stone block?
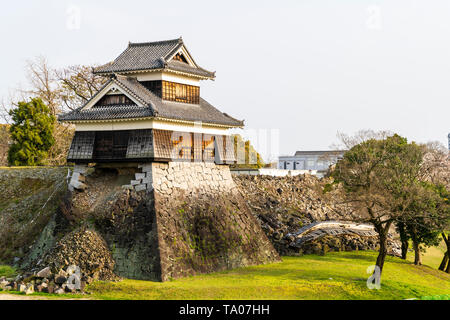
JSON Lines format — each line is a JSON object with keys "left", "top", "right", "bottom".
{"left": 70, "top": 180, "right": 87, "bottom": 191}
{"left": 134, "top": 184, "right": 147, "bottom": 192}
{"left": 73, "top": 165, "right": 88, "bottom": 174}
{"left": 141, "top": 165, "right": 152, "bottom": 173}
{"left": 130, "top": 180, "right": 141, "bottom": 186}
{"left": 142, "top": 177, "right": 152, "bottom": 184}
{"left": 71, "top": 172, "right": 81, "bottom": 181}
{"left": 36, "top": 267, "right": 52, "bottom": 278}
{"left": 135, "top": 173, "right": 146, "bottom": 180}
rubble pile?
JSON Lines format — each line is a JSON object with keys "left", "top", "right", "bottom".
{"left": 0, "top": 228, "right": 118, "bottom": 295}
{"left": 234, "top": 174, "right": 401, "bottom": 256}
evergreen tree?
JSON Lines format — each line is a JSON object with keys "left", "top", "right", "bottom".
{"left": 8, "top": 98, "right": 55, "bottom": 166}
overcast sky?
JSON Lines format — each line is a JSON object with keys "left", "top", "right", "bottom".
{"left": 1, "top": 0, "right": 449, "bottom": 160}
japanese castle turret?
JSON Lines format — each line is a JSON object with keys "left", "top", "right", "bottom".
{"left": 58, "top": 38, "right": 280, "bottom": 281}
{"left": 59, "top": 37, "right": 242, "bottom": 167}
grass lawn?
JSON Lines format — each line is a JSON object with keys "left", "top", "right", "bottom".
{"left": 88, "top": 251, "right": 450, "bottom": 300}
{"left": 1, "top": 251, "right": 449, "bottom": 300}
{"left": 406, "top": 240, "right": 447, "bottom": 269}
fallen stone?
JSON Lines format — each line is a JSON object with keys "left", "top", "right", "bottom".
{"left": 73, "top": 165, "right": 88, "bottom": 174}
{"left": 36, "top": 267, "right": 52, "bottom": 278}
{"left": 142, "top": 177, "right": 152, "bottom": 184}
{"left": 135, "top": 173, "right": 146, "bottom": 180}
{"left": 70, "top": 180, "right": 87, "bottom": 191}
{"left": 134, "top": 184, "right": 147, "bottom": 192}
{"left": 55, "top": 288, "right": 65, "bottom": 295}
{"left": 130, "top": 180, "right": 141, "bottom": 186}
{"left": 43, "top": 284, "right": 54, "bottom": 294}
{"left": 25, "top": 284, "right": 34, "bottom": 295}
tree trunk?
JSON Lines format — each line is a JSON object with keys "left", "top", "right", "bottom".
{"left": 443, "top": 233, "right": 450, "bottom": 273}
{"left": 439, "top": 252, "right": 448, "bottom": 271}
{"left": 374, "top": 222, "right": 392, "bottom": 275}
{"left": 410, "top": 228, "right": 421, "bottom": 266}
{"left": 398, "top": 222, "right": 408, "bottom": 260}
{"left": 412, "top": 239, "right": 422, "bottom": 265}
{"left": 411, "top": 227, "right": 422, "bottom": 266}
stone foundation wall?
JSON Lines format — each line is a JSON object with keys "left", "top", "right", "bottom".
{"left": 147, "top": 162, "right": 280, "bottom": 281}
{"left": 29, "top": 162, "right": 280, "bottom": 282}
{"left": 151, "top": 162, "right": 235, "bottom": 194}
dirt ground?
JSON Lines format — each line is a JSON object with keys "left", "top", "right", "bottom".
{"left": 0, "top": 293, "right": 90, "bottom": 300}
{"left": 0, "top": 293, "right": 49, "bottom": 300}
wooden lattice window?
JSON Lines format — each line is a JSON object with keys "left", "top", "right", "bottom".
{"left": 172, "top": 53, "right": 188, "bottom": 63}
{"left": 140, "top": 81, "right": 162, "bottom": 98}
{"left": 162, "top": 81, "right": 199, "bottom": 104}
{"left": 126, "top": 130, "right": 153, "bottom": 158}
{"left": 203, "top": 134, "right": 215, "bottom": 162}
{"left": 213, "top": 135, "right": 236, "bottom": 164}
{"left": 94, "top": 94, "right": 135, "bottom": 107}
{"left": 171, "top": 132, "right": 192, "bottom": 161}
{"left": 152, "top": 130, "right": 236, "bottom": 163}
{"left": 68, "top": 131, "right": 95, "bottom": 160}
{"left": 153, "top": 129, "right": 173, "bottom": 159}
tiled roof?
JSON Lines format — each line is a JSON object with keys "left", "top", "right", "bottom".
{"left": 94, "top": 38, "right": 215, "bottom": 79}
{"left": 58, "top": 76, "right": 243, "bottom": 127}
{"left": 60, "top": 105, "right": 154, "bottom": 121}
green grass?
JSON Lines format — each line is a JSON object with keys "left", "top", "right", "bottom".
{"left": 1, "top": 251, "right": 449, "bottom": 300}
{"left": 406, "top": 240, "right": 447, "bottom": 269}
{"left": 86, "top": 251, "right": 450, "bottom": 300}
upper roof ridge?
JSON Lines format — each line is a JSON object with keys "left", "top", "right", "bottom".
{"left": 128, "top": 38, "right": 181, "bottom": 48}
{"left": 94, "top": 37, "right": 214, "bottom": 79}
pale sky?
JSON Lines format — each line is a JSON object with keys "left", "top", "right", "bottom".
{"left": 1, "top": 0, "right": 449, "bottom": 160}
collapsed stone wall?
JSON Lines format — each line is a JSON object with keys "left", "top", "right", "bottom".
{"left": 150, "top": 162, "right": 279, "bottom": 281}
{"left": 233, "top": 174, "right": 400, "bottom": 256}
{"left": 61, "top": 168, "right": 162, "bottom": 281}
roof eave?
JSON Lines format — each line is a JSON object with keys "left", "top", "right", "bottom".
{"left": 93, "top": 68, "right": 215, "bottom": 80}
{"left": 59, "top": 116, "right": 243, "bottom": 128}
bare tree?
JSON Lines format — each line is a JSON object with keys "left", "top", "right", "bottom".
{"left": 23, "top": 56, "right": 61, "bottom": 116}
{"left": 420, "top": 141, "right": 450, "bottom": 273}
{"left": 420, "top": 141, "right": 450, "bottom": 187}
{"left": 1, "top": 56, "right": 108, "bottom": 165}
{"left": 0, "top": 99, "right": 11, "bottom": 124}
{"left": 55, "top": 64, "right": 107, "bottom": 113}
{"left": 333, "top": 129, "right": 394, "bottom": 150}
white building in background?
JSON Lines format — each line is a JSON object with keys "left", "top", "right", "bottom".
{"left": 278, "top": 150, "right": 345, "bottom": 176}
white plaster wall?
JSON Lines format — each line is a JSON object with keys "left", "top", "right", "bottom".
{"left": 134, "top": 71, "right": 201, "bottom": 86}
{"left": 74, "top": 119, "right": 231, "bottom": 135}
